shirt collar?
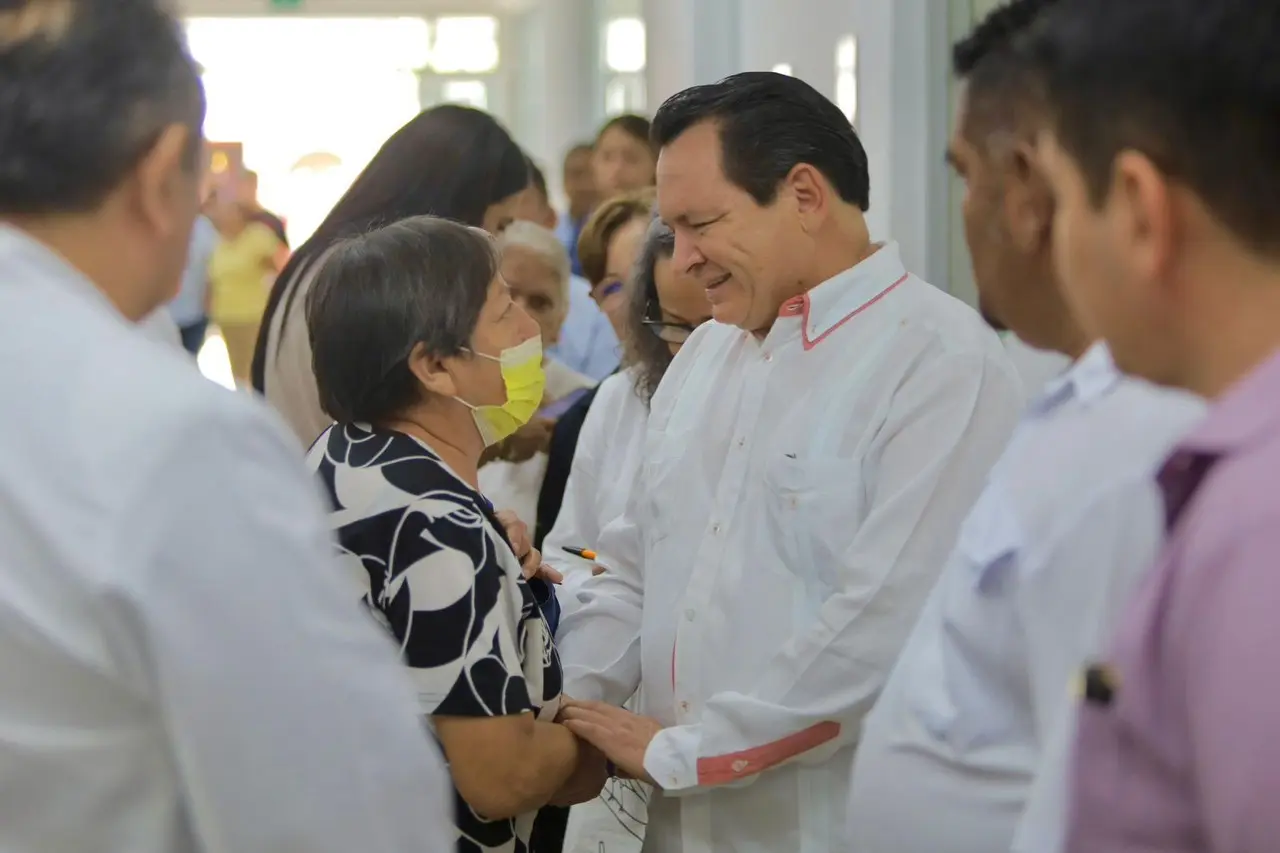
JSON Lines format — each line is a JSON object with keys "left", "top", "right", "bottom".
{"left": 776, "top": 241, "right": 910, "bottom": 351}
{"left": 0, "top": 224, "right": 131, "bottom": 328}
{"left": 1174, "top": 345, "right": 1280, "bottom": 456}
{"left": 1024, "top": 341, "right": 1119, "bottom": 417}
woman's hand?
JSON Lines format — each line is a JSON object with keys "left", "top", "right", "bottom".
{"left": 494, "top": 510, "right": 564, "bottom": 584}
{"left": 485, "top": 418, "right": 556, "bottom": 465}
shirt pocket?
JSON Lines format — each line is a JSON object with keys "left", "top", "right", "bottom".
{"left": 909, "top": 487, "right": 1023, "bottom": 751}
{"left": 762, "top": 455, "right": 866, "bottom": 602}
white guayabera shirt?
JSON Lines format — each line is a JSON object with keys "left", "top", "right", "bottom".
{"left": 0, "top": 225, "right": 453, "bottom": 853}
{"left": 556, "top": 242, "right": 1026, "bottom": 853}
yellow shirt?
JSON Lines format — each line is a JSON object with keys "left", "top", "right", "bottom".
{"left": 208, "top": 222, "right": 279, "bottom": 325}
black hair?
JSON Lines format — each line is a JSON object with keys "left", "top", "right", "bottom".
{"left": 307, "top": 216, "right": 498, "bottom": 425}
{"left": 1023, "top": 0, "right": 1280, "bottom": 257}
{"left": 624, "top": 217, "right": 677, "bottom": 406}
{"left": 595, "top": 114, "right": 653, "bottom": 151}
{"left": 252, "top": 104, "right": 528, "bottom": 390}
{"left": 0, "top": 0, "right": 204, "bottom": 215}
{"left": 651, "top": 71, "right": 869, "bottom": 210}
{"left": 527, "top": 158, "right": 549, "bottom": 201}
{"left": 952, "top": 0, "right": 1059, "bottom": 136}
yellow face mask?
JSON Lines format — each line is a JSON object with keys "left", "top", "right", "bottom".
{"left": 458, "top": 336, "right": 546, "bottom": 446}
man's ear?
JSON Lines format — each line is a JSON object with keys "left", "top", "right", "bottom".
{"left": 1004, "top": 140, "right": 1054, "bottom": 253}
{"left": 407, "top": 343, "right": 458, "bottom": 398}
{"left": 785, "top": 163, "right": 829, "bottom": 233}
{"left": 132, "top": 123, "right": 197, "bottom": 238}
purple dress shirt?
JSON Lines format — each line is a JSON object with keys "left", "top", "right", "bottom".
{"left": 1066, "top": 347, "right": 1280, "bottom": 853}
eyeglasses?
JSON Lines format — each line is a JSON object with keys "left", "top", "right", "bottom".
{"left": 642, "top": 304, "right": 708, "bottom": 344}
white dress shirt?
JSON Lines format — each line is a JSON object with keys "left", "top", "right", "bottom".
{"left": 544, "top": 367, "right": 650, "bottom": 622}
{"left": 0, "top": 226, "right": 453, "bottom": 853}
{"left": 845, "top": 343, "right": 1205, "bottom": 853}
{"left": 138, "top": 307, "right": 183, "bottom": 348}
{"left": 556, "top": 242, "right": 1025, "bottom": 853}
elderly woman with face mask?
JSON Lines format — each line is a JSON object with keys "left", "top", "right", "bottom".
{"left": 478, "top": 221, "right": 595, "bottom": 532}
{"left": 305, "top": 216, "right": 607, "bottom": 853}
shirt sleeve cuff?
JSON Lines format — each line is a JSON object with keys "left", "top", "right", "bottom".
{"left": 643, "top": 725, "right": 701, "bottom": 793}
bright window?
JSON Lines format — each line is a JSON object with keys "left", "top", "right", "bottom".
{"left": 604, "top": 17, "right": 646, "bottom": 73}
{"left": 430, "top": 16, "right": 499, "bottom": 74}
{"left": 771, "top": 63, "right": 793, "bottom": 75}
{"left": 442, "top": 79, "right": 489, "bottom": 110}
{"left": 836, "top": 34, "right": 858, "bottom": 124}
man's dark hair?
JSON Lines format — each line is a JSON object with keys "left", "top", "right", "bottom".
{"left": 307, "top": 216, "right": 498, "bottom": 425}
{"left": 1024, "top": 0, "right": 1280, "bottom": 256}
{"left": 952, "top": 0, "right": 1058, "bottom": 136}
{"left": 651, "top": 71, "right": 869, "bottom": 210}
{"left": 0, "top": 0, "right": 205, "bottom": 215}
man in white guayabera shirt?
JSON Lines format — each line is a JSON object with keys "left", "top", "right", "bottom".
{"left": 554, "top": 70, "right": 1025, "bottom": 853}
{"left": 845, "top": 2, "right": 1204, "bottom": 852}
{"left": 0, "top": 2, "right": 452, "bottom": 851}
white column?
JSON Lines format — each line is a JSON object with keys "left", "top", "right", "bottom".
{"left": 507, "top": 0, "right": 598, "bottom": 208}
{"left": 642, "top": 0, "right": 739, "bottom": 108}
{"left": 851, "top": 0, "right": 952, "bottom": 289}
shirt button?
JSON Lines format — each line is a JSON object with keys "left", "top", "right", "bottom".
{"left": 680, "top": 700, "right": 690, "bottom": 712}
{"left": 764, "top": 353, "right": 773, "bottom": 362}
{"left": 736, "top": 437, "right": 745, "bottom": 447}
{"left": 685, "top": 608, "right": 696, "bottom": 622}
{"left": 712, "top": 523, "right": 721, "bottom": 534}
{"left": 732, "top": 759, "right": 749, "bottom": 774}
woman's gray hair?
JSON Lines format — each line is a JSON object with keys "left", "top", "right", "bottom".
{"left": 307, "top": 215, "right": 498, "bottom": 424}
{"left": 498, "top": 220, "right": 571, "bottom": 300}
{"left": 623, "top": 216, "right": 677, "bottom": 406}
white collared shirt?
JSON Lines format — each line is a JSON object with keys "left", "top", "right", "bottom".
{"left": 0, "top": 226, "right": 452, "bottom": 853}
{"left": 556, "top": 242, "right": 1025, "bottom": 853}
{"left": 543, "top": 367, "right": 650, "bottom": 622}
{"left": 845, "top": 343, "right": 1205, "bottom": 853}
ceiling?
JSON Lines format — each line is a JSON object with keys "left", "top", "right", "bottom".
{"left": 178, "top": 0, "right": 537, "bottom": 16}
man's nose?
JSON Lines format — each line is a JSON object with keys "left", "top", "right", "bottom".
{"left": 673, "top": 231, "right": 705, "bottom": 275}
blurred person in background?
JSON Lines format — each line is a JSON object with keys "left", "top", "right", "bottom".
{"left": 167, "top": 210, "right": 218, "bottom": 355}
{"left": 254, "top": 104, "right": 530, "bottom": 449}
{"left": 558, "top": 142, "right": 598, "bottom": 276}
{"left": 207, "top": 195, "right": 284, "bottom": 385}
{"left": 239, "top": 168, "right": 289, "bottom": 247}
{"left": 534, "top": 189, "right": 655, "bottom": 547}
{"left": 306, "top": 216, "right": 608, "bottom": 853}
{"left": 479, "top": 220, "right": 595, "bottom": 531}
{"left": 547, "top": 218, "right": 712, "bottom": 853}
{"left": 0, "top": 2, "right": 454, "bottom": 852}
{"left": 518, "top": 158, "right": 619, "bottom": 382}
{"left": 593, "top": 115, "right": 657, "bottom": 198}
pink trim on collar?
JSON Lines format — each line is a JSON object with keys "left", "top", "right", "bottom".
{"left": 778, "top": 273, "right": 909, "bottom": 351}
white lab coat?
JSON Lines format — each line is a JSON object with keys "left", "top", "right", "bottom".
{"left": 846, "top": 344, "right": 1205, "bottom": 853}
{"left": 556, "top": 242, "right": 1025, "bottom": 853}
{"left": 0, "top": 225, "right": 453, "bottom": 853}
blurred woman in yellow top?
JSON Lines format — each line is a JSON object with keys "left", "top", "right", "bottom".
{"left": 208, "top": 198, "right": 285, "bottom": 384}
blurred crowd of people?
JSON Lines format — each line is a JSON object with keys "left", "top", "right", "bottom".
{"left": 3, "top": 1, "right": 1280, "bottom": 853}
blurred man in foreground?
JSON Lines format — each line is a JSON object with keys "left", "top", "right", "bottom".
{"left": 0, "top": 2, "right": 452, "bottom": 851}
